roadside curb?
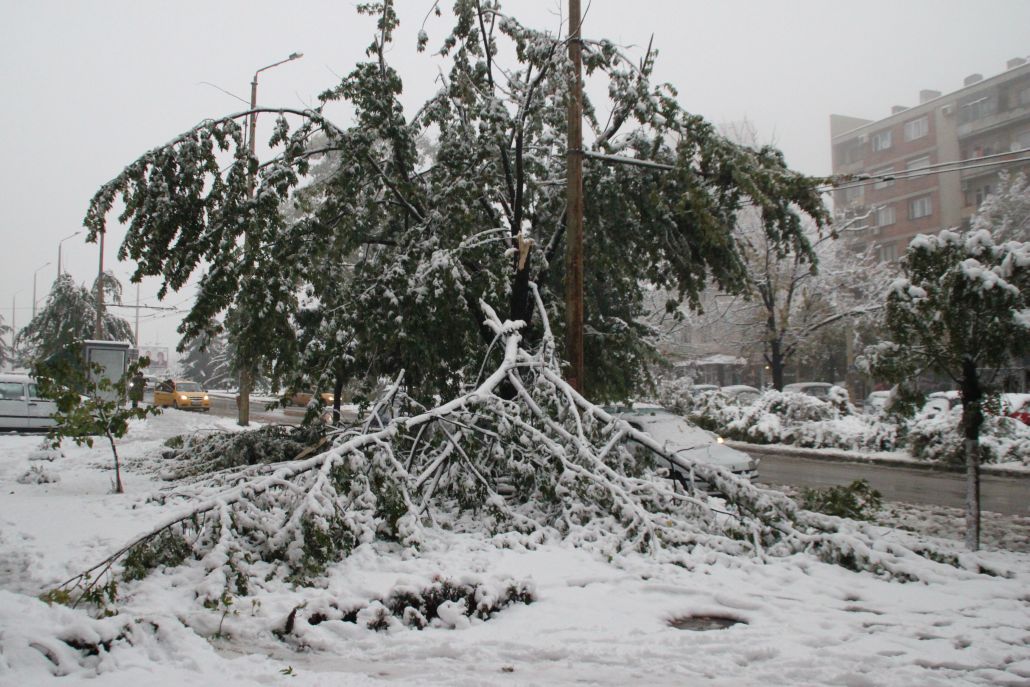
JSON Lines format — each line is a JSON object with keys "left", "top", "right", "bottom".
{"left": 725, "top": 440, "right": 1030, "bottom": 480}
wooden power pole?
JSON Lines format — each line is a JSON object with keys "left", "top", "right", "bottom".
{"left": 565, "top": 0, "right": 585, "bottom": 394}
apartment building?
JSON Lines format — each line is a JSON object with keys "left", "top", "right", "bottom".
{"left": 830, "top": 58, "right": 1030, "bottom": 259}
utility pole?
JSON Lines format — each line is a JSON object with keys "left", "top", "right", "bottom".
{"left": 238, "top": 51, "right": 303, "bottom": 427}
{"left": 565, "top": 0, "right": 585, "bottom": 394}
{"left": 32, "top": 261, "right": 51, "bottom": 320}
{"left": 94, "top": 230, "right": 105, "bottom": 339}
{"left": 134, "top": 281, "right": 141, "bottom": 346}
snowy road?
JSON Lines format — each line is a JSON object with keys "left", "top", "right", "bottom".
{"left": 755, "top": 450, "right": 1028, "bottom": 515}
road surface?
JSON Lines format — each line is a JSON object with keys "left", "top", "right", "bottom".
{"left": 754, "top": 450, "right": 1028, "bottom": 516}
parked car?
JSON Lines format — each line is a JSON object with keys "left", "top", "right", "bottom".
{"left": 920, "top": 390, "right": 961, "bottom": 419}
{"left": 863, "top": 390, "right": 891, "bottom": 414}
{"left": 783, "top": 382, "right": 835, "bottom": 399}
{"left": 291, "top": 391, "right": 335, "bottom": 407}
{"left": 689, "top": 384, "right": 720, "bottom": 395}
{"left": 0, "top": 373, "right": 58, "bottom": 430}
{"left": 1000, "top": 393, "right": 1030, "bottom": 425}
{"left": 720, "top": 385, "right": 760, "bottom": 404}
{"left": 153, "top": 379, "right": 210, "bottom": 411}
{"left": 604, "top": 404, "right": 759, "bottom": 492}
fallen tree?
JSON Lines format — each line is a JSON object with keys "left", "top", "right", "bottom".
{"left": 53, "top": 288, "right": 997, "bottom": 613}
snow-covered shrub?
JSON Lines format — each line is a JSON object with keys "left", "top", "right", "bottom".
{"left": 655, "top": 377, "right": 718, "bottom": 416}
{"left": 791, "top": 416, "right": 900, "bottom": 452}
{"left": 17, "top": 465, "right": 61, "bottom": 484}
{"left": 719, "top": 391, "right": 837, "bottom": 444}
{"left": 907, "top": 407, "right": 1030, "bottom": 466}
{"left": 27, "top": 443, "right": 63, "bottom": 462}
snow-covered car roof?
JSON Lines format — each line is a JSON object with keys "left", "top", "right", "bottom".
{"left": 0, "top": 373, "right": 35, "bottom": 384}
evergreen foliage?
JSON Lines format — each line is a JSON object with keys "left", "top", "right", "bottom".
{"left": 177, "top": 325, "right": 233, "bottom": 388}
{"left": 84, "top": 1, "right": 827, "bottom": 403}
{"left": 19, "top": 274, "right": 134, "bottom": 364}
{"left": 799, "top": 480, "right": 883, "bottom": 521}
{"left": 0, "top": 314, "right": 12, "bottom": 369}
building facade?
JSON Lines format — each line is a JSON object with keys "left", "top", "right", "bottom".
{"left": 830, "top": 58, "right": 1030, "bottom": 259}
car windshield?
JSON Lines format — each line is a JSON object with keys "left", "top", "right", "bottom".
{"left": 176, "top": 382, "right": 203, "bottom": 392}
{"left": 635, "top": 416, "right": 713, "bottom": 447}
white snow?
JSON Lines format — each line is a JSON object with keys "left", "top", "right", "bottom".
{"left": 1, "top": 412, "right": 1029, "bottom": 686}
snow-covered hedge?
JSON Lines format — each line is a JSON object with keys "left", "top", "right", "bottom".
{"left": 907, "top": 407, "right": 1030, "bottom": 466}
{"left": 658, "top": 383, "right": 898, "bottom": 451}
{"left": 658, "top": 382, "right": 1028, "bottom": 463}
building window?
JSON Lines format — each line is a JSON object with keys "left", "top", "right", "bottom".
{"left": 873, "top": 166, "right": 895, "bottom": 189}
{"left": 1019, "top": 86, "right": 1030, "bottom": 108}
{"left": 1015, "top": 130, "right": 1030, "bottom": 151}
{"left": 903, "top": 116, "right": 929, "bottom": 141}
{"left": 906, "top": 155, "right": 931, "bottom": 171}
{"left": 871, "top": 130, "right": 892, "bottom": 152}
{"left": 975, "top": 185, "right": 993, "bottom": 207}
{"left": 880, "top": 242, "right": 897, "bottom": 262}
{"left": 960, "top": 95, "right": 996, "bottom": 124}
{"left": 909, "top": 195, "right": 933, "bottom": 219}
{"left": 875, "top": 204, "right": 896, "bottom": 227}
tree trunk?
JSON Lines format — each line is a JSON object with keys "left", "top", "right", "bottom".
{"left": 769, "top": 339, "right": 785, "bottom": 391}
{"left": 238, "top": 367, "right": 251, "bottom": 427}
{"left": 960, "top": 358, "right": 983, "bottom": 551}
{"left": 107, "top": 431, "right": 124, "bottom": 494}
{"left": 332, "top": 372, "right": 345, "bottom": 425}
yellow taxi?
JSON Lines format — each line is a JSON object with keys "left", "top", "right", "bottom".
{"left": 153, "top": 379, "right": 210, "bottom": 411}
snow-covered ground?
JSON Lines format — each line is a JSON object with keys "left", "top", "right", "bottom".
{"left": 2, "top": 411, "right": 1029, "bottom": 686}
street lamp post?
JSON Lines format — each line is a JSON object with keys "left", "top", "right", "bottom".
{"left": 10, "top": 289, "right": 25, "bottom": 352}
{"left": 237, "top": 51, "right": 303, "bottom": 428}
{"left": 58, "top": 230, "right": 82, "bottom": 278}
{"left": 32, "top": 261, "right": 52, "bottom": 320}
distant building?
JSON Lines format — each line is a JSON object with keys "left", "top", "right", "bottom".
{"left": 830, "top": 58, "right": 1030, "bottom": 259}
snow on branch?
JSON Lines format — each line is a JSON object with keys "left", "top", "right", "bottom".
{"left": 54, "top": 286, "right": 993, "bottom": 610}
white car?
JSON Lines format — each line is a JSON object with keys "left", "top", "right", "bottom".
{"left": 605, "top": 405, "right": 759, "bottom": 491}
{"left": 720, "top": 384, "right": 761, "bottom": 404}
{"left": 0, "top": 373, "right": 58, "bottom": 431}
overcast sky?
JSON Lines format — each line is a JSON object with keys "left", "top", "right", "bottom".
{"left": 2, "top": 0, "right": 1028, "bottom": 360}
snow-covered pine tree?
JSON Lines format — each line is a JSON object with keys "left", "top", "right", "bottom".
{"left": 85, "top": 1, "right": 828, "bottom": 407}
{"left": 0, "top": 314, "right": 12, "bottom": 370}
{"left": 860, "top": 228, "right": 1030, "bottom": 551}
{"left": 177, "top": 324, "right": 232, "bottom": 388}
{"left": 19, "top": 273, "right": 134, "bottom": 364}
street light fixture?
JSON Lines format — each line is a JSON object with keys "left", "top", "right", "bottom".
{"left": 248, "top": 52, "right": 303, "bottom": 158}
{"left": 58, "top": 230, "right": 82, "bottom": 278}
{"left": 32, "top": 261, "right": 52, "bottom": 320}
{"left": 238, "top": 51, "right": 303, "bottom": 428}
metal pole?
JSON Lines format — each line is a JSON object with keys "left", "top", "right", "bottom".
{"left": 32, "top": 262, "right": 51, "bottom": 320}
{"left": 58, "top": 230, "right": 81, "bottom": 279}
{"left": 237, "top": 51, "right": 302, "bottom": 427}
{"left": 134, "top": 281, "right": 141, "bottom": 346}
{"left": 237, "top": 72, "right": 260, "bottom": 427}
{"left": 95, "top": 230, "right": 105, "bottom": 339}
{"left": 565, "top": 0, "right": 585, "bottom": 394}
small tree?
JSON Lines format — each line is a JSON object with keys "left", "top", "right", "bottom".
{"left": 860, "top": 229, "right": 1030, "bottom": 550}
{"left": 34, "top": 356, "right": 160, "bottom": 494}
